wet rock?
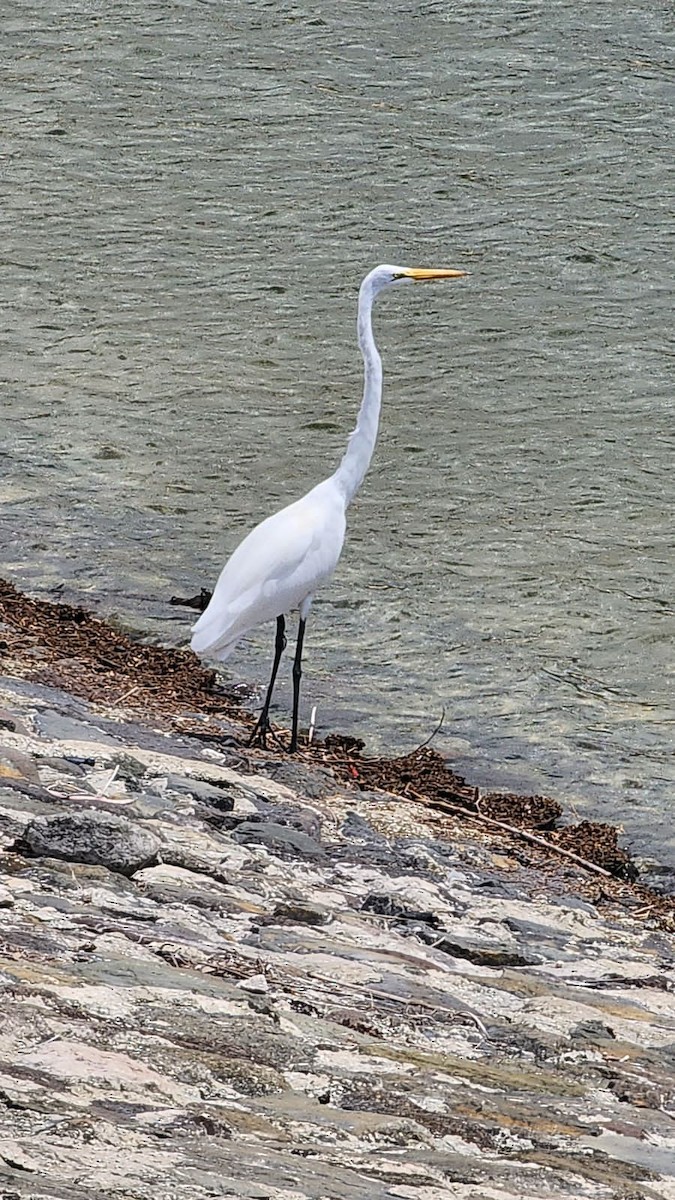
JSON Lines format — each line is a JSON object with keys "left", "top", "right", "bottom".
{"left": 18, "top": 809, "right": 160, "bottom": 875}
{"left": 231, "top": 820, "right": 325, "bottom": 861}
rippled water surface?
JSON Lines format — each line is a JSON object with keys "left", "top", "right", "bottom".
{"left": 2, "top": 1, "right": 673, "bottom": 869}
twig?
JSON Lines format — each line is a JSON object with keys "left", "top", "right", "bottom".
{"left": 98, "top": 764, "right": 120, "bottom": 797}
{"left": 168, "top": 588, "right": 213, "bottom": 612}
{"left": 423, "top": 796, "right": 613, "bottom": 879}
{"left": 410, "top": 707, "right": 446, "bottom": 754}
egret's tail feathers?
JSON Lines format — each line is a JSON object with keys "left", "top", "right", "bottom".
{"left": 190, "top": 623, "right": 242, "bottom": 661}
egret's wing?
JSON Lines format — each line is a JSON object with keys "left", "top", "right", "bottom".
{"left": 191, "top": 484, "right": 345, "bottom": 658}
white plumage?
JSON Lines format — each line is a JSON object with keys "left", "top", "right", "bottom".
{"left": 191, "top": 478, "right": 346, "bottom": 661}
{"left": 190, "top": 262, "right": 466, "bottom": 751}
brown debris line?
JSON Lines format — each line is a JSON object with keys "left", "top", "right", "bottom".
{"left": 0, "top": 577, "right": 243, "bottom": 719}
{"left": 322, "top": 735, "right": 478, "bottom": 806}
{"left": 320, "top": 738, "right": 638, "bottom": 883}
{"left": 551, "top": 821, "right": 637, "bottom": 881}
{"left": 0, "top": 577, "right": 667, "bottom": 908}
{"left": 479, "top": 791, "right": 563, "bottom": 830}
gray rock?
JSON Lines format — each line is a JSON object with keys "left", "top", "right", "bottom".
{"left": 36, "top": 755, "right": 86, "bottom": 777}
{"left": 108, "top": 753, "right": 149, "bottom": 789}
{"left": 571, "top": 1020, "right": 617, "bottom": 1042}
{"left": 236, "top": 973, "right": 269, "bottom": 994}
{"left": 429, "top": 933, "right": 540, "bottom": 969}
{"left": 252, "top": 801, "right": 322, "bottom": 840}
{"left": 0, "top": 745, "right": 41, "bottom": 783}
{"left": 19, "top": 810, "right": 160, "bottom": 876}
{"left": 3, "top": 672, "right": 675, "bottom": 1200}
{"left": 232, "top": 820, "right": 325, "bottom": 861}
{"left": 266, "top": 901, "right": 329, "bottom": 927}
{"left": 164, "top": 773, "right": 237, "bottom": 809}
{"left": 0, "top": 706, "right": 29, "bottom": 735}
{"left": 256, "top": 759, "right": 336, "bottom": 800}
{"left": 124, "top": 792, "right": 180, "bottom": 819}
{"left": 33, "top": 709, "right": 122, "bottom": 744}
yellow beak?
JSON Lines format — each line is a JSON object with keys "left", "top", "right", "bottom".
{"left": 402, "top": 267, "right": 467, "bottom": 281}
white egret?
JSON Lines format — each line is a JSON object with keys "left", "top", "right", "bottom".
{"left": 190, "top": 263, "right": 467, "bottom": 752}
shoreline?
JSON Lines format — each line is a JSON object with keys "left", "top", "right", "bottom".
{"left": 0, "top": 575, "right": 672, "bottom": 907}
{"left": 1, "top": 576, "right": 675, "bottom": 1198}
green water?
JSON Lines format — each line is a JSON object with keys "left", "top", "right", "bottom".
{"left": 2, "top": 0, "right": 673, "bottom": 870}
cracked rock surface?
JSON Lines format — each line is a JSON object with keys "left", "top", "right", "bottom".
{"left": 0, "top": 675, "right": 674, "bottom": 1200}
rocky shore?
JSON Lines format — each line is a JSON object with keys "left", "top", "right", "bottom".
{"left": 1, "top": 578, "right": 674, "bottom": 1200}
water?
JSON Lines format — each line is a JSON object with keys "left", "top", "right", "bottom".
{"left": 2, "top": 1, "right": 673, "bottom": 872}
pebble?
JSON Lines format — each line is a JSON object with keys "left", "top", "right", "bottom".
{"left": 236, "top": 973, "right": 269, "bottom": 994}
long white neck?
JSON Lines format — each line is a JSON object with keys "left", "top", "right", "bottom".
{"left": 332, "top": 277, "right": 383, "bottom": 505}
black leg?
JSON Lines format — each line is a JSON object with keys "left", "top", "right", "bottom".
{"left": 289, "top": 616, "right": 307, "bottom": 753}
{"left": 248, "top": 615, "right": 286, "bottom": 748}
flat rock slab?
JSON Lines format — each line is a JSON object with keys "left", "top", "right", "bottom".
{"left": 0, "top": 675, "right": 674, "bottom": 1200}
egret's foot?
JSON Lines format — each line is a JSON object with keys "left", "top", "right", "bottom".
{"left": 247, "top": 714, "right": 286, "bottom": 752}
{"left": 247, "top": 716, "right": 269, "bottom": 749}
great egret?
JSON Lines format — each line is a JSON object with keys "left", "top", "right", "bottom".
{"left": 190, "top": 263, "right": 466, "bottom": 752}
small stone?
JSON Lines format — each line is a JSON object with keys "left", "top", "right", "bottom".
{"left": 0, "top": 747, "right": 40, "bottom": 783}
{"left": 571, "top": 1019, "right": 617, "bottom": 1042}
{"left": 236, "top": 973, "right": 269, "bottom": 994}
{"left": 0, "top": 707, "right": 29, "bottom": 735}
{"left": 37, "top": 756, "right": 86, "bottom": 778}
{"left": 19, "top": 810, "right": 160, "bottom": 876}
{"left": 267, "top": 902, "right": 329, "bottom": 927}
{"left": 164, "top": 773, "right": 237, "bottom": 809}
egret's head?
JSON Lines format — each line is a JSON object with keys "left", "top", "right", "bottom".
{"left": 364, "top": 263, "right": 467, "bottom": 298}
